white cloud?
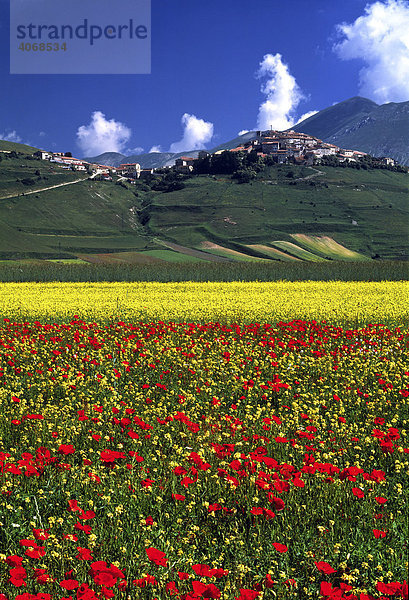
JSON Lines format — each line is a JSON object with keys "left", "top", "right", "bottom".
{"left": 0, "top": 130, "right": 22, "bottom": 143}
{"left": 295, "top": 110, "right": 319, "bottom": 124}
{"left": 76, "top": 111, "right": 132, "bottom": 156}
{"left": 170, "top": 113, "right": 214, "bottom": 153}
{"left": 333, "top": 0, "right": 409, "bottom": 103}
{"left": 238, "top": 129, "right": 250, "bottom": 135}
{"left": 149, "top": 145, "right": 162, "bottom": 153}
{"left": 126, "top": 146, "right": 144, "bottom": 155}
{"left": 256, "top": 53, "right": 306, "bottom": 130}
{"left": 39, "top": 131, "right": 46, "bottom": 137}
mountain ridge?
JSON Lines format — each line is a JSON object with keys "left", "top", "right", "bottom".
{"left": 2, "top": 96, "right": 408, "bottom": 167}
{"left": 293, "top": 96, "right": 409, "bottom": 165}
{"left": 83, "top": 96, "right": 409, "bottom": 168}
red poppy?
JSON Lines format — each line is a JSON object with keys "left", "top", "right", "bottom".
{"left": 272, "top": 543, "right": 288, "bottom": 553}
{"left": 33, "top": 568, "right": 53, "bottom": 583}
{"left": 6, "top": 555, "right": 24, "bottom": 567}
{"left": 60, "top": 580, "right": 80, "bottom": 590}
{"left": 352, "top": 487, "right": 365, "bottom": 499}
{"left": 172, "top": 493, "right": 186, "bottom": 501}
{"left": 265, "top": 574, "right": 275, "bottom": 588}
{"left": 100, "top": 450, "right": 126, "bottom": 463}
{"left": 146, "top": 547, "right": 168, "bottom": 567}
{"left": 192, "top": 564, "right": 213, "bottom": 577}
{"left": 320, "top": 581, "right": 338, "bottom": 597}
{"left": 92, "top": 571, "right": 117, "bottom": 588}
{"left": 68, "top": 499, "right": 81, "bottom": 512}
{"left": 202, "top": 583, "right": 221, "bottom": 598}
{"left": 375, "top": 496, "right": 388, "bottom": 504}
{"left": 8, "top": 566, "right": 27, "bottom": 586}
{"left": 99, "top": 586, "right": 115, "bottom": 599}
{"left": 76, "top": 547, "right": 93, "bottom": 560}
{"left": 166, "top": 582, "right": 179, "bottom": 595}
{"left": 268, "top": 495, "right": 285, "bottom": 511}
{"left": 373, "top": 529, "right": 387, "bottom": 538}
{"left": 88, "top": 472, "right": 101, "bottom": 483}
{"left": 178, "top": 571, "right": 190, "bottom": 580}
{"left": 314, "top": 561, "right": 336, "bottom": 575}
{"left": 141, "top": 478, "right": 154, "bottom": 487}
{"left": 58, "top": 444, "right": 75, "bottom": 455}
{"left": 25, "top": 545, "right": 46, "bottom": 559}
{"left": 74, "top": 523, "right": 92, "bottom": 534}
{"left": 33, "top": 529, "right": 50, "bottom": 540}
{"left": 235, "top": 589, "right": 259, "bottom": 600}
{"left": 79, "top": 510, "right": 95, "bottom": 521}
{"left": 376, "top": 581, "right": 404, "bottom": 596}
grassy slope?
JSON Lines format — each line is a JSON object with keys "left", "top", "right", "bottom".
{"left": 144, "top": 166, "right": 409, "bottom": 260}
{"left": 0, "top": 157, "right": 408, "bottom": 260}
{"left": 0, "top": 156, "right": 84, "bottom": 198}
{"left": 0, "top": 140, "right": 40, "bottom": 153}
{"left": 0, "top": 159, "right": 160, "bottom": 257}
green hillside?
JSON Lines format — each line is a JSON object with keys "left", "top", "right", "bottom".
{"left": 0, "top": 154, "right": 84, "bottom": 198}
{"left": 0, "top": 151, "right": 407, "bottom": 262}
{"left": 0, "top": 139, "right": 40, "bottom": 153}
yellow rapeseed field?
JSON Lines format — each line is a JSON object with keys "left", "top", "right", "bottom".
{"left": 0, "top": 281, "right": 408, "bottom": 323}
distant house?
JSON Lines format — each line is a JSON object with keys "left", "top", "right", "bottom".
{"left": 118, "top": 163, "right": 141, "bottom": 178}
{"left": 313, "top": 144, "right": 339, "bottom": 157}
{"left": 229, "top": 145, "right": 252, "bottom": 154}
{"left": 95, "top": 165, "right": 112, "bottom": 175}
{"left": 175, "top": 156, "right": 196, "bottom": 173}
{"left": 337, "top": 153, "right": 356, "bottom": 163}
{"left": 352, "top": 150, "right": 367, "bottom": 158}
{"left": 379, "top": 157, "right": 395, "bottom": 166}
{"left": 40, "top": 151, "right": 52, "bottom": 160}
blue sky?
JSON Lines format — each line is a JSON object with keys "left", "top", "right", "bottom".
{"left": 1, "top": 0, "right": 408, "bottom": 157}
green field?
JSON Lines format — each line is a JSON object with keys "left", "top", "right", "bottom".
{"left": 0, "top": 143, "right": 408, "bottom": 263}
{"left": 0, "top": 259, "right": 407, "bottom": 283}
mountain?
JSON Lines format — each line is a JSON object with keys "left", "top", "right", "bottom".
{"left": 84, "top": 131, "right": 261, "bottom": 169}
{"left": 84, "top": 149, "right": 201, "bottom": 169}
{"left": 84, "top": 96, "right": 409, "bottom": 169}
{"left": 210, "top": 131, "right": 258, "bottom": 153}
{"left": 83, "top": 151, "right": 127, "bottom": 167}
{"left": 293, "top": 97, "right": 409, "bottom": 165}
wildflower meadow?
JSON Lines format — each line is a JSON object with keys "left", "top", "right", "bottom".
{"left": 0, "top": 281, "right": 407, "bottom": 600}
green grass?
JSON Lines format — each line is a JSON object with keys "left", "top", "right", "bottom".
{"left": 0, "top": 161, "right": 408, "bottom": 261}
{"left": 270, "top": 241, "right": 327, "bottom": 261}
{"left": 0, "top": 260, "right": 407, "bottom": 282}
{"left": 290, "top": 234, "right": 370, "bottom": 261}
{"left": 144, "top": 169, "right": 409, "bottom": 260}
{"left": 0, "top": 139, "right": 40, "bottom": 153}
{"left": 0, "top": 156, "right": 84, "bottom": 198}
{"left": 142, "top": 249, "right": 204, "bottom": 262}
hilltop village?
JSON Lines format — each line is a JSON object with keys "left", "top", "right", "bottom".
{"left": 37, "top": 129, "right": 401, "bottom": 182}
